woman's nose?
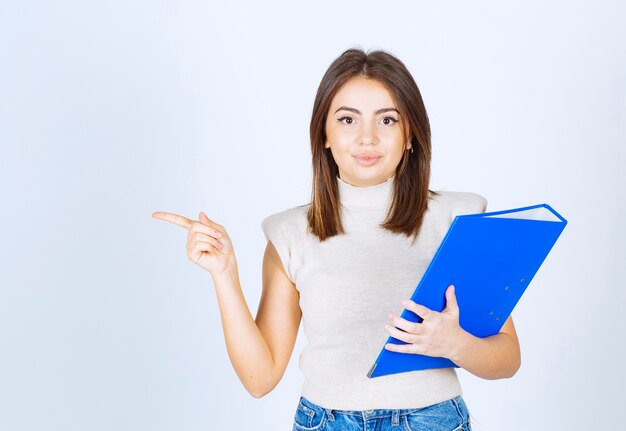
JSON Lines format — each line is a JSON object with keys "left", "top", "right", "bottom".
{"left": 358, "top": 120, "right": 378, "bottom": 144}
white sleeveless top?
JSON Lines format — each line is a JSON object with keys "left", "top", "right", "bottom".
{"left": 261, "top": 174, "right": 487, "bottom": 410}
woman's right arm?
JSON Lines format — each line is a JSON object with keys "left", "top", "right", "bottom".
{"left": 211, "top": 239, "right": 301, "bottom": 398}
{"left": 152, "top": 209, "right": 300, "bottom": 398}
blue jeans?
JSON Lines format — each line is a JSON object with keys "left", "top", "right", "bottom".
{"left": 292, "top": 395, "right": 472, "bottom": 431}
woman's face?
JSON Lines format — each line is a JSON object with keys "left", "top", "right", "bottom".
{"left": 325, "top": 76, "right": 411, "bottom": 187}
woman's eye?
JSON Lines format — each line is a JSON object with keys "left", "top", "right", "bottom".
{"left": 381, "top": 117, "right": 398, "bottom": 125}
{"left": 338, "top": 116, "right": 354, "bottom": 125}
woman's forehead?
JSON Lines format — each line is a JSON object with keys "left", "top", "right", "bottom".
{"left": 331, "top": 77, "right": 397, "bottom": 111}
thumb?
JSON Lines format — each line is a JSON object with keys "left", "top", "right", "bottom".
{"left": 199, "top": 212, "right": 223, "bottom": 236}
{"left": 444, "top": 285, "right": 458, "bottom": 312}
{"left": 199, "top": 211, "right": 212, "bottom": 226}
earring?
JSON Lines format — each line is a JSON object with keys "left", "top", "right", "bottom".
{"left": 410, "top": 147, "right": 414, "bottom": 154}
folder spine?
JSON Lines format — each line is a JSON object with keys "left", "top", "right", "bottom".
{"left": 367, "top": 363, "right": 377, "bottom": 378}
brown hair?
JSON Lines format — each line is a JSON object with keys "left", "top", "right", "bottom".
{"left": 307, "top": 47, "right": 438, "bottom": 244}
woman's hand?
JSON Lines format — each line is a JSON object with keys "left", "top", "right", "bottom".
{"left": 383, "top": 284, "right": 468, "bottom": 360}
{"left": 152, "top": 210, "right": 236, "bottom": 277}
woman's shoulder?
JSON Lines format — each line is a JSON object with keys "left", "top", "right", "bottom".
{"left": 429, "top": 190, "right": 488, "bottom": 215}
{"left": 261, "top": 203, "right": 310, "bottom": 232}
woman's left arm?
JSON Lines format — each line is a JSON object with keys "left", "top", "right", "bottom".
{"left": 450, "top": 315, "right": 521, "bottom": 380}
{"left": 384, "top": 284, "right": 521, "bottom": 380}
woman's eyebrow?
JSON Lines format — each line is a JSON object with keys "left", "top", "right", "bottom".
{"left": 334, "top": 106, "right": 400, "bottom": 115}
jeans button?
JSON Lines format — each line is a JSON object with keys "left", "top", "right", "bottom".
{"left": 365, "top": 409, "right": 374, "bottom": 414}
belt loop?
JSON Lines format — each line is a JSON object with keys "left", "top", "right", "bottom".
{"left": 451, "top": 396, "right": 463, "bottom": 419}
{"left": 324, "top": 408, "right": 335, "bottom": 421}
{"left": 392, "top": 409, "right": 400, "bottom": 426}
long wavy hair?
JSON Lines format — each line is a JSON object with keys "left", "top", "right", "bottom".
{"left": 307, "top": 47, "right": 438, "bottom": 244}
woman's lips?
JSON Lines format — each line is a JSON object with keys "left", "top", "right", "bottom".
{"left": 353, "top": 155, "right": 382, "bottom": 166}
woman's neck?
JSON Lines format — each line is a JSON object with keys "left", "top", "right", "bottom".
{"left": 336, "top": 174, "right": 395, "bottom": 211}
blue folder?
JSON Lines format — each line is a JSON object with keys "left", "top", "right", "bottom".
{"left": 367, "top": 203, "right": 568, "bottom": 378}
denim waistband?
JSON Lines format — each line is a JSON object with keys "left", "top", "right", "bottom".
{"left": 299, "top": 394, "right": 465, "bottom": 422}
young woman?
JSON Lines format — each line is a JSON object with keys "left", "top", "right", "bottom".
{"left": 153, "top": 48, "right": 521, "bottom": 431}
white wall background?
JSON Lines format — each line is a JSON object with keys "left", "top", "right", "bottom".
{"left": 1, "top": 1, "right": 624, "bottom": 430}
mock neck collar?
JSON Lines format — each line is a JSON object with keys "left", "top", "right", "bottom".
{"left": 337, "top": 174, "right": 395, "bottom": 210}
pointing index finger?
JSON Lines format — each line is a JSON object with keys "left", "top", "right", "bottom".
{"left": 152, "top": 211, "right": 193, "bottom": 229}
